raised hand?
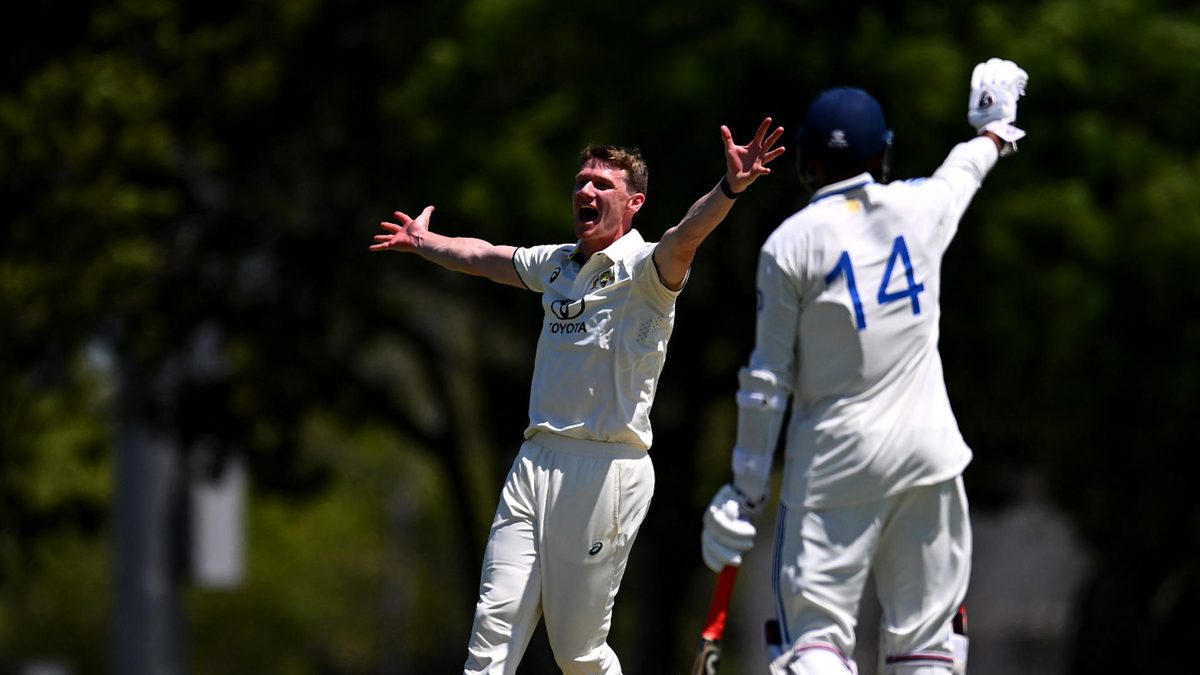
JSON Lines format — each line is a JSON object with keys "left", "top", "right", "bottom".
{"left": 967, "top": 58, "right": 1028, "bottom": 130}
{"left": 967, "top": 57, "right": 1028, "bottom": 155}
{"left": 370, "top": 205, "right": 435, "bottom": 253}
{"left": 722, "top": 117, "right": 787, "bottom": 192}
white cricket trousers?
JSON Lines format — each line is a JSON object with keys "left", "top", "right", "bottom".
{"left": 464, "top": 432, "right": 655, "bottom": 675}
{"left": 769, "top": 477, "right": 971, "bottom": 675}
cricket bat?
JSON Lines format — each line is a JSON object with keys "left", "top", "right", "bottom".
{"left": 690, "top": 565, "right": 739, "bottom": 675}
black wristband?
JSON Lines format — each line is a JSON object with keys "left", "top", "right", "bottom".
{"left": 720, "top": 177, "right": 742, "bottom": 199}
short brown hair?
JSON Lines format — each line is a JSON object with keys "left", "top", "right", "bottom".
{"left": 579, "top": 144, "right": 648, "bottom": 195}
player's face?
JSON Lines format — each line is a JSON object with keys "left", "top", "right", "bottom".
{"left": 573, "top": 160, "right": 643, "bottom": 251}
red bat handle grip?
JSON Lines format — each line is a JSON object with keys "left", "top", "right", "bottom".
{"left": 700, "top": 565, "right": 739, "bottom": 641}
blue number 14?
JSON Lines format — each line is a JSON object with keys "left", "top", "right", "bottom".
{"left": 824, "top": 236, "right": 925, "bottom": 331}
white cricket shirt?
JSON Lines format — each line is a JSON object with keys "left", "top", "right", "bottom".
{"left": 512, "top": 229, "right": 681, "bottom": 449}
{"left": 753, "top": 136, "right": 999, "bottom": 508}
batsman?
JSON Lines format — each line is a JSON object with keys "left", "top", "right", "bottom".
{"left": 700, "top": 58, "right": 1029, "bottom": 674}
{"left": 372, "top": 118, "right": 784, "bottom": 673}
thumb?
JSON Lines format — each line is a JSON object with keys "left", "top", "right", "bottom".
{"left": 417, "top": 205, "right": 435, "bottom": 228}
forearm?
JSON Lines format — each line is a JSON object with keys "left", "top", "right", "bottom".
{"left": 732, "top": 367, "right": 789, "bottom": 503}
{"left": 655, "top": 180, "right": 737, "bottom": 288}
{"left": 674, "top": 182, "right": 736, "bottom": 248}
{"left": 941, "top": 135, "right": 1000, "bottom": 180}
{"left": 929, "top": 136, "right": 1001, "bottom": 223}
{"left": 410, "top": 230, "right": 520, "bottom": 286}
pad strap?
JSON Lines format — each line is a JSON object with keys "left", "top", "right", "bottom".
{"left": 735, "top": 390, "right": 788, "bottom": 411}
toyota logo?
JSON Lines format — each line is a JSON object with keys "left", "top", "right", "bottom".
{"left": 551, "top": 298, "right": 586, "bottom": 320}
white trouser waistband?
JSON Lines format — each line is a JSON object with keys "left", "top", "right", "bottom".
{"left": 527, "top": 431, "right": 648, "bottom": 460}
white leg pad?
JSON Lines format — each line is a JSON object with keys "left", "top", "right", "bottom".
{"left": 892, "top": 668, "right": 952, "bottom": 675}
{"left": 769, "top": 644, "right": 857, "bottom": 675}
{"left": 950, "top": 634, "right": 968, "bottom": 674}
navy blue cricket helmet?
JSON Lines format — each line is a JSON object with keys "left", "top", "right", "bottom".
{"left": 795, "top": 86, "right": 893, "bottom": 184}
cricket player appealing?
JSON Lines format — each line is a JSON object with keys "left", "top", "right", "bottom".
{"left": 699, "top": 59, "right": 1028, "bottom": 675}
{"left": 372, "top": 118, "right": 785, "bottom": 674}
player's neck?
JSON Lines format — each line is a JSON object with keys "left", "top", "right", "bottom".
{"left": 576, "top": 228, "right": 628, "bottom": 264}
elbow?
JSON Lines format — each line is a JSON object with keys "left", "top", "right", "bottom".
{"left": 653, "top": 247, "right": 694, "bottom": 291}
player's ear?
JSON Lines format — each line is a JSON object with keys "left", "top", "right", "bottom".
{"left": 627, "top": 193, "right": 645, "bottom": 213}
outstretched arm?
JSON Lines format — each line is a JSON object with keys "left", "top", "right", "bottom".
{"left": 370, "top": 205, "right": 523, "bottom": 288}
{"left": 654, "top": 117, "right": 786, "bottom": 291}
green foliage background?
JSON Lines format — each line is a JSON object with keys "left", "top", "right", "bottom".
{"left": 2, "top": 0, "right": 1199, "bottom": 673}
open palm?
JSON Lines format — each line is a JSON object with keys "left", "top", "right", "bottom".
{"left": 370, "top": 205, "right": 434, "bottom": 252}
{"left": 723, "top": 117, "right": 787, "bottom": 190}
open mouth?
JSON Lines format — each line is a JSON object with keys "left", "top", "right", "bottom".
{"left": 577, "top": 206, "right": 600, "bottom": 223}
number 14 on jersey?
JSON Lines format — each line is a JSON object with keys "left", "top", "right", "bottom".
{"left": 824, "top": 235, "right": 925, "bottom": 331}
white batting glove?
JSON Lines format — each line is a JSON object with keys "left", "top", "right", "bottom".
{"left": 967, "top": 57, "right": 1028, "bottom": 155}
{"left": 701, "top": 484, "right": 760, "bottom": 573}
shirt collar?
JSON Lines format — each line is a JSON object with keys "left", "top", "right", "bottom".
{"left": 810, "top": 172, "right": 875, "bottom": 204}
{"left": 568, "top": 229, "right": 645, "bottom": 266}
